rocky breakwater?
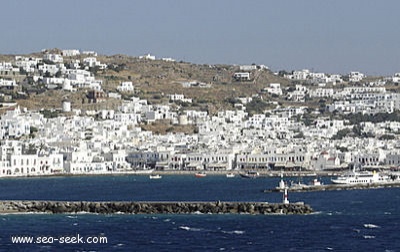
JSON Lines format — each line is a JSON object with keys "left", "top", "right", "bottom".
{"left": 0, "top": 201, "right": 313, "bottom": 215}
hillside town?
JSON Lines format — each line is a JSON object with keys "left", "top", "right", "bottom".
{"left": 1, "top": 49, "right": 400, "bottom": 177}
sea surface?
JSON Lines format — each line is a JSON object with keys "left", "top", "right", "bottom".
{"left": 0, "top": 175, "right": 399, "bottom": 251}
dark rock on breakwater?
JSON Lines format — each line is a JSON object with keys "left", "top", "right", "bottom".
{"left": 0, "top": 201, "right": 313, "bottom": 215}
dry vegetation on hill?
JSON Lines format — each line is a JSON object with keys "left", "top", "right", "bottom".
{"left": 5, "top": 51, "right": 398, "bottom": 134}
{"left": 96, "top": 55, "right": 290, "bottom": 112}
{"left": 2, "top": 51, "right": 293, "bottom": 117}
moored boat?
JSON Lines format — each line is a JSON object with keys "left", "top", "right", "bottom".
{"left": 226, "top": 173, "right": 235, "bottom": 178}
{"left": 240, "top": 171, "right": 259, "bottom": 179}
{"left": 308, "top": 178, "right": 322, "bottom": 186}
{"left": 129, "top": 169, "right": 155, "bottom": 175}
{"left": 149, "top": 174, "right": 162, "bottom": 179}
{"left": 331, "top": 170, "right": 389, "bottom": 184}
{"left": 195, "top": 172, "right": 207, "bottom": 178}
{"left": 289, "top": 181, "right": 308, "bottom": 189}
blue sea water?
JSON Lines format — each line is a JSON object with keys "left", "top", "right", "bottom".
{"left": 0, "top": 175, "right": 399, "bottom": 251}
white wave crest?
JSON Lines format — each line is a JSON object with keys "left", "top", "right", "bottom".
{"left": 179, "top": 226, "right": 202, "bottom": 232}
{"left": 364, "top": 224, "right": 380, "bottom": 229}
{"left": 363, "top": 235, "right": 376, "bottom": 239}
{"left": 222, "top": 230, "right": 245, "bottom": 235}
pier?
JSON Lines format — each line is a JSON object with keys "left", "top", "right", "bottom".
{"left": 0, "top": 200, "right": 313, "bottom": 215}
{"left": 266, "top": 181, "right": 400, "bottom": 193}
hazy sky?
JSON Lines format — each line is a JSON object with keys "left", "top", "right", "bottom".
{"left": 1, "top": 0, "right": 400, "bottom": 75}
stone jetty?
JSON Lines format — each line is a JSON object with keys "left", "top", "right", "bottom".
{"left": 267, "top": 181, "right": 400, "bottom": 193}
{"left": 0, "top": 201, "right": 313, "bottom": 215}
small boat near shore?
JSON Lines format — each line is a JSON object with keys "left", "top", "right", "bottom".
{"left": 129, "top": 169, "right": 155, "bottom": 175}
{"left": 226, "top": 173, "right": 235, "bottom": 178}
{"left": 240, "top": 171, "right": 259, "bottom": 179}
{"left": 149, "top": 174, "right": 162, "bottom": 179}
{"left": 308, "top": 178, "right": 322, "bottom": 186}
{"left": 195, "top": 172, "right": 207, "bottom": 178}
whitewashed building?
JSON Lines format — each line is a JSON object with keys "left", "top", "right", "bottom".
{"left": 349, "top": 71, "right": 365, "bottom": 82}
{"left": 43, "top": 54, "right": 63, "bottom": 63}
{"left": 117, "top": 81, "right": 134, "bottom": 92}
{"left": 169, "top": 94, "right": 192, "bottom": 103}
{"left": 62, "top": 49, "right": 80, "bottom": 57}
{"left": 266, "top": 83, "right": 283, "bottom": 96}
{"left": 233, "top": 72, "right": 250, "bottom": 81}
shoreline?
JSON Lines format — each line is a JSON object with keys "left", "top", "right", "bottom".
{"left": 0, "top": 170, "right": 344, "bottom": 179}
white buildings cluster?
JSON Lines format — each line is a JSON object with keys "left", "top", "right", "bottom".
{"left": 1, "top": 85, "right": 400, "bottom": 178}
{"left": 2, "top": 50, "right": 400, "bottom": 177}
{"left": 117, "top": 81, "right": 134, "bottom": 93}
{"left": 169, "top": 94, "right": 192, "bottom": 103}
{"left": 284, "top": 69, "right": 366, "bottom": 84}
{"left": 139, "top": 53, "right": 176, "bottom": 62}
{"left": 285, "top": 69, "right": 341, "bottom": 83}
{"left": 13, "top": 53, "right": 106, "bottom": 92}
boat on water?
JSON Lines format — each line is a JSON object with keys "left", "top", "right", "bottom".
{"left": 288, "top": 180, "right": 308, "bottom": 189}
{"left": 240, "top": 171, "right": 259, "bottom": 179}
{"left": 331, "top": 170, "right": 389, "bottom": 184}
{"left": 226, "top": 173, "right": 235, "bottom": 178}
{"left": 275, "top": 173, "right": 322, "bottom": 190}
{"left": 308, "top": 178, "right": 322, "bottom": 186}
{"left": 149, "top": 174, "right": 162, "bottom": 179}
{"left": 195, "top": 172, "right": 207, "bottom": 178}
{"left": 267, "top": 171, "right": 400, "bottom": 193}
{"left": 122, "top": 169, "right": 155, "bottom": 175}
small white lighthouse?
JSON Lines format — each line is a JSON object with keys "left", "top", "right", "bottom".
{"left": 283, "top": 188, "right": 289, "bottom": 204}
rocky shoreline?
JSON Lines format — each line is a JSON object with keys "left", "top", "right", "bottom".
{"left": 0, "top": 201, "right": 313, "bottom": 215}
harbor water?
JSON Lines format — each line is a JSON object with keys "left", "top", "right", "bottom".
{"left": 0, "top": 175, "right": 399, "bottom": 251}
